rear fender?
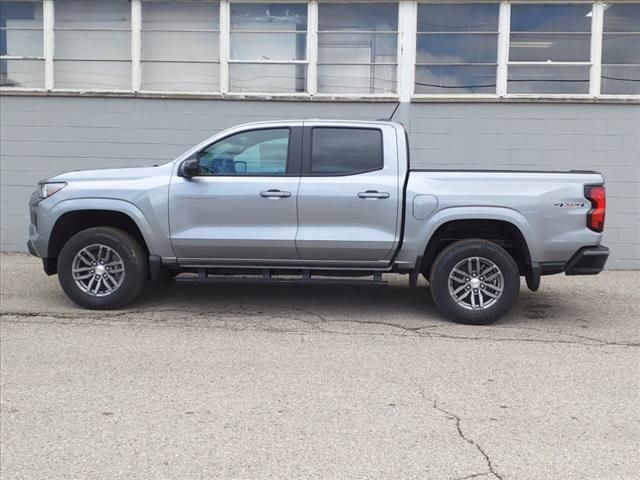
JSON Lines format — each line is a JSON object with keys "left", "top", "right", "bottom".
{"left": 402, "top": 206, "right": 538, "bottom": 266}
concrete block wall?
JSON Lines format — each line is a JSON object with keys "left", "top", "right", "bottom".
{"left": 1, "top": 95, "right": 638, "bottom": 268}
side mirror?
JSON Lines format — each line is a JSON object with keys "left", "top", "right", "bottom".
{"left": 234, "top": 161, "right": 247, "bottom": 174}
{"left": 180, "top": 158, "right": 200, "bottom": 178}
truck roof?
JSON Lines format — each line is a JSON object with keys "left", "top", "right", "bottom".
{"left": 230, "top": 119, "right": 404, "bottom": 128}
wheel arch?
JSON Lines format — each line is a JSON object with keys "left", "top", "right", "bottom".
{"left": 419, "top": 208, "right": 534, "bottom": 277}
{"left": 50, "top": 209, "right": 149, "bottom": 255}
{"left": 45, "top": 201, "right": 157, "bottom": 273}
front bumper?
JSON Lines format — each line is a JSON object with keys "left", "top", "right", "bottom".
{"left": 27, "top": 191, "right": 58, "bottom": 275}
{"left": 27, "top": 239, "right": 56, "bottom": 276}
{"left": 27, "top": 223, "right": 46, "bottom": 258}
{"left": 27, "top": 238, "right": 38, "bottom": 256}
{"left": 27, "top": 235, "right": 57, "bottom": 275}
{"left": 565, "top": 245, "right": 610, "bottom": 275}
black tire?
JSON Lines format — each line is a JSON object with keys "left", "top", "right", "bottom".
{"left": 429, "top": 239, "right": 520, "bottom": 325}
{"left": 57, "top": 227, "right": 148, "bottom": 310}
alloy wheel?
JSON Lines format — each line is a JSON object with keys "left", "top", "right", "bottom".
{"left": 72, "top": 243, "right": 125, "bottom": 297}
{"left": 447, "top": 256, "right": 504, "bottom": 310}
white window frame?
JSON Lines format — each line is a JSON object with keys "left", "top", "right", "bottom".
{"left": 0, "top": 0, "right": 638, "bottom": 101}
{"left": 398, "top": 0, "right": 417, "bottom": 101}
{"left": 312, "top": 0, "right": 402, "bottom": 99}
{"left": 132, "top": 0, "right": 141, "bottom": 91}
{"left": 504, "top": 1, "right": 594, "bottom": 99}
{"left": 50, "top": 0, "right": 133, "bottom": 92}
{"left": 0, "top": 0, "right": 47, "bottom": 90}
{"left": 412, "top": 0, "right": 502, "bottom": 100}
{"left": 598, "top": 1, "right": 640, "bottom": 99}
{"left": 136, "top": 0, "right": 222, "bottom": 95}
{"left": 225, "top": 0, "right": 310, "bottom": 98}
{"left": 410, "top": 0, "right": 637, "bottom": 101}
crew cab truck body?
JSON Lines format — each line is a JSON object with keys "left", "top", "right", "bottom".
{"left": 27, "top": 120, "right": 609, "bottom": 324}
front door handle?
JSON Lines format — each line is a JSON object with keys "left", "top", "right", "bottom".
{"left": 358, "top": 190, "right": 390, "bottom": 199}
{"left": 260, "top": 189, "right": 291, "bottom": 199}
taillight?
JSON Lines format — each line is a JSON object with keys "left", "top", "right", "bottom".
{"left": 585, "top": 185, "right": 606, "bottom": 233}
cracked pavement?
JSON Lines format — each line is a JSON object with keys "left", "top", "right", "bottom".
{"left": 1, "top": 252, "right": 639, "bottom": 480}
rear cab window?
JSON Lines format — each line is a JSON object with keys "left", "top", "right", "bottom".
{"left": 310, "top": 128, "right": 383, "bottom": 175}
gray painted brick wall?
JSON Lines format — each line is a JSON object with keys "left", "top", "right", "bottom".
{"left": 1, "top": 95, "right": 638, "bottom": 268}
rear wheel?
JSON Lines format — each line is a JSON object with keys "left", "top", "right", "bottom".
{"left": 57, "top": 227, "right": 148, "bottom": 309}
{"left": 429, "top": 239, "right": 520, "bottom": 325}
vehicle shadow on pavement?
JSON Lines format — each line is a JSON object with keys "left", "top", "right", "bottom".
{"left": 130, "top": 277, "right": 593, "bottom": 330}
{"left": 134, "top": 279, "right": 443, "bottom": 326}
{"left": 111, "top": 278, "right": 632, "bottom": 347}
{"left": 2, "top": 253, "right": 635, "bottom": 339}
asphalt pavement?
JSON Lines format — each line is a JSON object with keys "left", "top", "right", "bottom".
{"left": 1, "top": 252, "right": 639, "bottom": 480}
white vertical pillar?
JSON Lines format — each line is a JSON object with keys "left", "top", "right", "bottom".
{"left": 131, "top": 0, "right": 142, "bottom": 92}
{"left": 496, "top": 1, "right": 510, "bottom": 96}
{"left": 220, "top": 0, "right": 230, "bottom": 94}
{"left": 307, "top": 0, "right": 318, "bottom": 96}
{"left": 397, "top": 0, "right": 417, "bottom": 103}
{"left": 43, "top": 0, "right": 54, "bottom": 90}
{"left": 589, "top": 1, "right": 604, "bottom": 97}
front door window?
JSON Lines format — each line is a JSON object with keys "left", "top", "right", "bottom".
{"left": 198, "top": 128, "right": 290, "bottom": 175}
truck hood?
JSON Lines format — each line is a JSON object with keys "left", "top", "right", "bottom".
{"left": 47, "top": 164, "right": 171, "bottom": 183}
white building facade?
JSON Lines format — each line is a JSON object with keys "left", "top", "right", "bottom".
{"left": 1, "top": 0, "right": 639, "bottom": 268}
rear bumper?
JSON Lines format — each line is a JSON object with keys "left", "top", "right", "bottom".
{"left": 531, "top": 246, "right": 609, "bottom": 288}
{"left": 565, "top": 245, "right": 610, "bottom": 275}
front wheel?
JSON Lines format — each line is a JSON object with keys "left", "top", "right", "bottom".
{"left": 429, "top": 239, "right": 520, "bottom": 325}
{"left": 57, "top": 227, "right": 148, "bottom": 310}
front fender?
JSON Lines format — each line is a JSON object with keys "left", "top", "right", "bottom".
{"left": 39, "top": 198, "right": 174, "bottom": 258}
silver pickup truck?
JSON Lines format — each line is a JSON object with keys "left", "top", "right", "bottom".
{"left": 28, "top": 120, "right": 609, "bottom": 324}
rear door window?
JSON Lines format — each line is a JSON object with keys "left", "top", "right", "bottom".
{"left": 310, "top": 128, "right": 383, "bottom": 175}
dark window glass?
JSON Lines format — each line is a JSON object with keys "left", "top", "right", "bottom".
{"left": 602, "top": 4, "right": 640, "bottom": 95}
{"left": 318, "top": 3, "right": 397, "bottom": 31}
{"left": 602, "top": 34, "right": 640, "bottom": 64}
{"left": 416, "top": 33, "right": 498, "bottom": 64}
{"left": 228, "top": 2, "right": 307, "bottom": 93}
{"left": 603, "top": 4, "right": 640, "bottom": 33}
{"left": 417, "top": 3, "right": 498, "bottom": 33}
{"left": 509, "top": 33, "right": 591, "bottom": 62}
{"left": 0, "top": 0, "right": 44, "bottom": 87}
{"left": 601, "top": 66, "right": 640, "bottom": 95}
{"left": 199, "top": 129, "right": 290, "bottom": 175}
{"left": 510, "top": 4, "right": 592, "bottom": 33}
{"left": 508, "top": 65, "right": 590, "bottom": 94}
{"left": 141, "top": 0, "right": 221, "bottom": 92}
{"left": 508, "top": 4, "right": 592, "bottom": 94}
{"left": 231, "top": 3, "right": 307, "bottom": 31}
{"left": 1, "top": 0, "right": 40, "bottom": 28}
{"left": 416, "top": 65, "right": 497, "bottom": 94}
{"left": 311, "top": 128, "right": 382, "bottom": 175}
{"left": 415, "top": 3, "right": 498, "bottom": 95}
{"left": 317, "top": 3, "right": 398, "bottom": 94}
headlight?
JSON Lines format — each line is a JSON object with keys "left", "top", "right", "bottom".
{"left": 39, "top": 182, "right": 67, "bottom": 198}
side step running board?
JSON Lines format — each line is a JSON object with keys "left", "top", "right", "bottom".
{"left": 175, "top": 268, "right": 387, "bottom": 287}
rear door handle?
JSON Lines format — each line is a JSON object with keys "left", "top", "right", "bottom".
{"left": 358, "top": 190, "right": 390, "bottom": 199}
{"left": 260, "top": 189, "right": 291, "bottom": 199}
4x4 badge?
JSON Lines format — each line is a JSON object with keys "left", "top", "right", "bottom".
{"left": 554, "top": 201, "right": 587, "bottom": 208}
